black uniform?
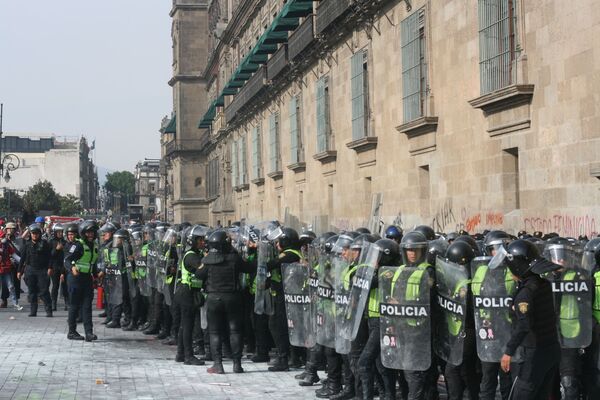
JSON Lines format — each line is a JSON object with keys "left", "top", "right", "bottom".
{"left": 505, "top": 274, "right": 560, "bottom": 399}
{"left": 197, "top": 250, "right": 255, "bottom": 365}
{"left": 49, "top": 236, "right": 68, "bottom": 310}
{"left": 64, "top": 239, "right": 99, "bottom": 338}
{"left": 18, "top": 238, "right": 52, "bottom": 316}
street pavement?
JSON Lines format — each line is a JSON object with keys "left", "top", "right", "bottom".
{"left": 0, "top": 300, "right": 324, "bottom": 400}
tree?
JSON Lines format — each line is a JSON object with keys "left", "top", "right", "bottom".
{"left": 58, "top": 194, "right": 83, "bottom": 216}
{"left": 104, "top": 170, "right": 135, "bottom": 212}
{"left": 23, "top": 180, "right": 60, "bottom": 216}
{"left": 0, "top": 190, "right": 24, "bottom": 216}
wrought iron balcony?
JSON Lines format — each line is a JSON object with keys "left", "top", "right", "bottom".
{"left": 267, "top": 45, "right": 288, "bottom": 80}
{"left": 288, "top": 16, "right": 314, "bottom": 60}
{"left": 315, "top": 0, "right": 351, "bottom": 35}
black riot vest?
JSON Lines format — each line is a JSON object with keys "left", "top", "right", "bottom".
{"left": 203, "top": 252, "right": 239, "bottom": 293}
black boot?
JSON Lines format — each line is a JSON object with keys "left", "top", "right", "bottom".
{"left": 156, "top": 329, "right": 169, "bottom": 340}
{"left": 330, "top": 385, "right": 355, "bottom": 400}
{"left": 184, "top": 356, "right": 205, "bottom": 366}
{"left": 143, "top": 325, "right": 160, "bottom": 335}
{"left": 45, "top": 303, "right": 53, "bottom": 317}
{"left": 233, "top": 359, "right": 244, "bottom": 373}
{"left": 52, "top": 300, "right": 57, "bottom": 312}
{"left": 28, "top": 303, "right": 38, "bottom": 317}
{"left": 98, "top": 311, "right": 107, "bottom": 318}
{"left": 67, "top": 331, "right": 84, "bottom": 340}
{"left": 85, "top": 333, "right": 98, "bottom": 342}
{"left": 268, "top": 356, "right": 289, "bottom": 372}
{"left": 251, "top": 351, "right": 270, "bottom": 363}
{"left": 207, "top": 362, "right": 224, "bottom": 374}
{"left": 122, "top": 322, "right": 138, "bottom": 331}
{"left": 298, "top": 370, "right": 320, "bottom": 386}
{"left": 106, "top": 320, "right": 121, "bottom": 328}
{"left": 316, "top": 381, "right": 342, "bottom": 398}
{"left": 175, "top": 353, "right": 185, "bottom": 363}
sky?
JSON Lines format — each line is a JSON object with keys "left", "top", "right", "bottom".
{"left": 0, "top": 1, "right": 173, "bottom": 174}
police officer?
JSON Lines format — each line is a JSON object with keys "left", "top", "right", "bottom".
{"left": 49, "top": 223, "right": 68, "bottom": 311}
{"left": 197, "top": 230, "right": 256, "bottom": 374}
{"left": 267, "top": 227, "right": 303, "bottom": 372}
{"left": 99, "top": 222, "right": 117, "bottom": 324}
{"left": 105, "top": 229, "right": 131, "bottom": 328}
{"left": 442, "top": 240, "right": 480, "bottom": 400}
{"left": 500, "top": 239, "right": 561, "bottom": 399}
{"left": 583, "top": 237, "right": 600, "bottom": 398}
{"left": 18, "top": 224, "right": 52, "bottom": 317}
{"left": 174, "top": 225, "right": 206, "bottom": 366}
{"left": 384, "top": 225, "right": 403, "bottom": 244}
{"left": 64, "top": 221, "right": 100, "bottom": 341}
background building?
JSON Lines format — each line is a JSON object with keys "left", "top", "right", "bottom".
{"left": 132, "top": 158, "right": 162, "bottom": 221}
{"left": 1, "top": 134, "right": 99, "bottom": 209}
{"left": 168, "top": 0, "right": 600, "bottom": 237}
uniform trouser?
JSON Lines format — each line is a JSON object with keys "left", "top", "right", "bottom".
{"left": 24, "top": 266, "right": 51, "bottom": 309}
{"left": 154, "top": 290, "right": 170, "bottom": 332}
{"left": 358, "top": 317, "right": 396, "bottom": 399}
{"left": 148, "top": 288, "right": 160, "bottom": 328}
{"left": 559, "top": 347, "right": 583, "bottom": 399}
{"left": 480, "top": 361, "right": 514, "bottom": 400}
{"left": 206, "top": 292, "right": 244, "bottom": 362}
{"left": 110, "top": 274, "right": 131, "bottom": 322}
{"left": 444, "top": 328, "right": 480, "bottom": 400}
{"left": 349, "top": 317, "right": 369, "bottom": 394}
{"left": 583, "top": 323, "right": 600, "bottom": 398}
{"left": 268, "top": 290, "right": 289, "bottom": 359}
{"left": 175, "top": 285, "right": 198, "bottom": 359}
{"left": 252, "top": 308, "right": 271, "bottom": 355}
{"left": 325, "top": 346, "right": 342, "bottom": 385}
{"left": 67, "top": 274, "right": 93, "bottom": 334}
{"left": 49, "top": 268, "right": 68, "bottom": 306}
{"left": 242, "top": 290, "right": 256, "bottom": 351}
{"left": 171, "top": 297, "right": 181, "bottom": 338}
{"left": 306, "top": 343, "right": 325, "bottom": 371}
{"left": 511, "top": 343, "right": 560, "bottom": 400}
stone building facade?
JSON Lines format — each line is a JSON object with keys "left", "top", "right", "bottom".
{"left": 133, "top": 159, "right": 162, "bottom": 220}
{"left": 179, "top": 0, "right": 600, "bottom": 237}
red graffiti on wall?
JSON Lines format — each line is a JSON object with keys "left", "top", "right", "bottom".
{"left": 486, "top": 212, "right": 504, "bottom": 226}
{"left": 464, "top": 214, "right": 481, "bottom": 232}
{"left": 523, "top": 214, "right": 598, "bottom": 238}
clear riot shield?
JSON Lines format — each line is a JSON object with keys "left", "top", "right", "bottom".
{"left": 159, "top": 229, "right": 177, "bottom": 301}
{"left": 470, "top": 256, "right": 519, "bottom": 362}
{"left": 434, "top": 257, "right": 470, "bottom": 366}
{"left": 254, "top": 241, "right": 275, "bottom": 315}
{"left": 122, "top": 241, "right": 137, "bottom": 300}
{"left": 146, "top": 239, "right": 158, "bottom": 289}
{"left": 283, "top": 262, "right": 316, "bottom": 348}
{"left": 379, "top": 266, "right": 432, "bottom": 371}
{"left": 345, "top": 243, "right": 378, "bottom": 342}
{"left": 333, "top": 256, "right": 352, "bottom": 354}
{"left": 544, "top": 245, "right": 593, "bottom": 349}
{"left": 316, "top": 252, "right": 336, "bottom": 348}
{"left": 132, "top": 237, "right": 151, "bottom": 297}
{"left": 105, "top": 247, "right": 123, "bottom": 306}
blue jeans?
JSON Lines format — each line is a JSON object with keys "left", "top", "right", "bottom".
{"left": 0, "top": 272, "right": 18, "bottom": 305}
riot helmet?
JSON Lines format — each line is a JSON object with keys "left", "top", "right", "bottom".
{"left": 446, "top": 232, "right": 459, "bottom": 243}
{"left": 446, "top": 240, "right": 476, "bottom": 266}
{"left": 454, "top": 235, "right": 481, "bottom": 256}
{"left": 207, "top": 229, "right": 230, "bottom": 253}
{"left": 29, "top": 224, "right": 42, "bottom": 235}
{"left": 350, "top": 234, "right": 377, "bottom": 263}
{"left": 277, "top": 228, "right": 300, "bottom": 250}
{"left": 324, "top": 235, "right": 339, "bottom": 254}
{"left": 299, "top": 230, "right": 316, "bottom": 247}
{"left": 112, "top": 229, "right": 129, "bottom": 248}
{"left": 52, "top": 223, "right": 64, "bottom": 232}
{"left": 79, "top": 220, "right": 99, "bottom": 240}
{"left": 99, "top": 222, "right": 117, "bottom": 235}
{"left": 373, "top": 238, "right": 401, "bottom": 266}
{"left": 583, "top": 237, "right": 600, "bottom": 270}
{"left": 400, "top": 231, "right": 428, "bottom": 267}
{"left": 186, "top": 225, "right": 209, "bottom": 248}
{"left": 543, "top": 237, "right": 571, "bottom": 266}
{"left": 483, "top": 230, "right": 511, "bottom": 256}
{"left": 504, "top": 239, "right": 541, "bottom": 278}
{"left": 356, "top": 227, "right": 371, "bottom": 234}
{"left": 427, "top": 239, "right": 449, "bottom": 266}
{"left": 413, "top": 225, "right": 435, "bottom": 241}
{"left": 384, "top": 225, "right": 403, "bottom": 243}
{"left": 332, "top": 234, "right": 354, "bottom": 257}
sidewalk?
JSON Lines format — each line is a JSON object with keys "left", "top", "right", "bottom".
{"left": 0, "top": 302, "right": 321, "bottom": 400}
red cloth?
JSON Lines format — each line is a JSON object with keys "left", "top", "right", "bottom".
{"left": 0, "top": 239, "right": 15, "bottom": 274}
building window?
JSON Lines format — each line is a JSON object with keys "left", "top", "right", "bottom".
{"left": 238, "top": 134, "right": 248, "bottom": 185}
{"left": 289, "top": 95, "right": 304, "bottom": 164}
{"left": 149, "top": 195, "right": 156, "bottom": 205}
{"left": 149, "top": 183, "right": 155, "bottom": 193}
{"left": 269, "top": 113, "right": 281, "bottom": 173}
{"left": 401, "top": 8, "right": 427, "bottom": 123}
{"left": 351, "top": 50, "right": 370, "bottom": 140}
{"left": 478, "top": 0, "right": 519, "bottom": 94}
{"left": 231, "top": 139, "right": 238, "bottom": 188}
{"left": 251, "top": 125, "right": 263, "bottom": 180}
{"left": 316, "top": 76, "right": 332, "bottom": 153}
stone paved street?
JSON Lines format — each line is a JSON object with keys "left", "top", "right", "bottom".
{"left": 0, "top": 301, "right": 321, "bottom": 400}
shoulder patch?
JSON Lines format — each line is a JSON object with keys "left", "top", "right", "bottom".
{"left": 518, "top": 302, "right": 529, "bottom": 314}
{"left": 69, "top": 245, "right": 77, "bottom": 253}
{"left": 279, "top": 253, "right": 286, "bottom": 259}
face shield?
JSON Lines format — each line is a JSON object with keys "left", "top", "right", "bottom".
{"left": 400, "top": 241, "right": 428, "bottom": 267}
{"left": 543, "top": 244, "right": 569, "bottom": 267}
{"left": 332, "top": 235, "right": 354, "bottom": 261}
{"left": 112, "top": 235, "right": 125, "bottom": 248}
{"left": 488, "top": 245, "right": 510, "bottom": 269}
{"left": 162, "top": 228, "right": 178, "bottom": 248}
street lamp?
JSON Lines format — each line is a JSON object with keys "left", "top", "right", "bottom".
{"left": 0, "top": 104, "right": 21, "bottom": 183}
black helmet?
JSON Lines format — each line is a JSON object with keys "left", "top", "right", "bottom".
{"left": 350, "top": 234, "right": 377, "bottom": 250}
{"left": 65, "top": 223, "right": 79, "bottom": 235}
{"left": 79, "top": 220, "right": 99, "bottom": 238}
{"left": 113, "top": 229, "right": 129, "bottom": 240}
{"left": 324, "top": 235, "right": 339, "bottom": 254}
{"left": 400, "top": 231, "right": 428, "bottom": 266}
{"left": 187, "top": 225, "right": 209, "bottom": 247}
{"left": 207, "top": 229, "right": 230, "bottom": 253}
{"left": 277, "top": 228, "right": 300, "bottom": 250}
{"left": 374, "top": 239, "right": 401, "bottom": 266}
{"left": 446, "top": 232, "right": 459, "bottom": 243}
{"left": 52, "top": 223, "right": 65, "bottom": 232}
{"left": 543, "top": 237, "right": 571, "bottom": 265}
{"left": 99, "top": 222, "right": 117, "bottom": 235}
{"left": 413, "top": 225, "right": 435, "bottom": 241}
{"left": 356, "top": 227, "right": 371, "bottom": 234}
{"left": 446, "top": 240, "right": 476, "bottom": 266}
{"left": 315, "top": 232, "right": 336, "bottom": 251}
{"left": 384, "top": 225, "right": 403, "bottom": 243}
{"left": 299, "top": 231, "right": 316, "bottom": 246}
{"left": 583, "top": 237, "right": 600, "bottom": 269}
{"left": 483, "top": 230, "right": 511, "bottom": 256}
{"left": 332, "top": 234, "right": 354, "bottom": 256}
{"left": 28, "top": 224, "right": 42, "bottom": 234}
{"left": 427, "top": 239, "right": 449, "bottom": 266}
{"left": 504, "top": 239, "right": 541, "bottom": 278}
{"left": 454, "top": 235, "right": 481, "bottom": 256}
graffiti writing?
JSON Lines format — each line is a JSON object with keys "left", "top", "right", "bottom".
{"left": 523, "top": 214, "right": 597, "bottom": 238}
{"left": 431, "top": 199, "right": 456, "bottom": 232}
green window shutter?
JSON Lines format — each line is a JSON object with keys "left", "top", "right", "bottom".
{"left": 401, "top": 9, "right": 425, "bottom": 122}
{"left": 289, "top": 96, "right": 298, "bottom": 164}
{"left": 316, "top": 77, "right": 327, "bottom": 153}
{"left": 231, "top": 140, "right": 238, "bottom": 188}
{"left": 239, "top": 135, "right": 247, "bottom": 185}
{"left": 252, "top": 126, "right": 259, "bottom": 180}
{"left": 269, "top": 113, "right": 279, "bottom": 173}
{"left": 351, "top": 51, "right": 365, "bottom": 140}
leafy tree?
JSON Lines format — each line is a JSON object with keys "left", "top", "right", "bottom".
{"left": 104, "top": 170, "right": 135, "bottom": 211}
{"left": 58, "top": 194, "right": 83, "bottom": 216}
{"left": 0, "top": 190, "right": 24, "bottom": 215}
{"left": 23, "top": 180, "right": 60, "bottom": 215}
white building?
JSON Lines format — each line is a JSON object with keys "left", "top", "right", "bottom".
{"left": 1, "top": 134, "right": 99, "bottom": 209}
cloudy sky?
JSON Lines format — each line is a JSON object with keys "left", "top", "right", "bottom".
{"left": 0, "top": 1, "right": 173, "bottom": 175}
